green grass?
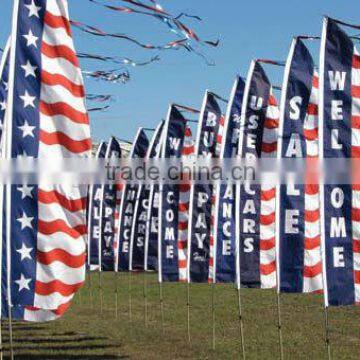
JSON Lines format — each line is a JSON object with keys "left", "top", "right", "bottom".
{"left": 2, "top": 272, "right": 360, "bottom": 359}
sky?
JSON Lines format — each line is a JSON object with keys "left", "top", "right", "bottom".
{"left": 1, "top": 0, "right": 360, "bottom": 144}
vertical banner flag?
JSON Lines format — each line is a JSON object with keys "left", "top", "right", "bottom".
{"left": 116, "top": 129, "right": 149, "bottom": 271}
{"left": 276, "top": 38, "right": 322, "bottom": 293}
{"left": 130, "top": 121, "right": 164, "bottom": 271}
{"left": 158, "top": 105, "right": 187, "bottom": 282}
{"left": 235, "top": 60, "right": 279, "bottom": 289}
{"left": 99, "top": 137, "right": 122, "bottom": 271}
{"left": 0, "top": 38, "right": 10, "bottom": 143}
{"left": 319, "top": 17, "right": 360, "bottom": 305}
{"left": 4, "top": 0, "right": 91, "bottom": 312}
{"left": 212, "top": 77, "right": 245, "bottom": 283}
{"left": 188, "top": 91, "right": 222, "bottom": 283}
{"left": 87, "top": 142, "right": 107, "bottom": 270}
{"left": 144, "top": 127, "right": 164, "bottom": 272}
{"left": 178, "top": 125, "right": 195, "bottom": 282}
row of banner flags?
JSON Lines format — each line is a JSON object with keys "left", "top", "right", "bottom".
{"left": 1, "top": 0, "right": 360, "bottom": 326}
{"left": 87, "top": 16, "right": 360, "bottom": 309}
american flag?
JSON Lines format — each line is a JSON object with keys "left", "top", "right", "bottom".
{"left": 0, "top": 38, "right": 10, "bottom": 144}
{"left": 2, "top": 0, "right": 91, "bottom": 317}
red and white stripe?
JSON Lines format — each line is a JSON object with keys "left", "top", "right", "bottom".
{"left": 352, "top": 48, "right": 360, "bottom": 304}
{"left": 260, "top": 90, "right": 278, "bottom": 288}
{"left": 178, "top": 125, "right": 194, "bottom": 282}
{"left": 208, "top": 115, "right": 225, "bottom": 282}
{"left": 303, "top": 72, "right": 323, "bottom": 293}
{"left": 34, "top": 0, "right": 91, "bottom": 309}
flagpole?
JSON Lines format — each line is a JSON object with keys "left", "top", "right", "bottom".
{"left": 128, "top": 271, "right": 132, "bottom": 324}
{"left": 8, "top": 305, "right": 14, "bottom": 360}
{"left": 211, "top": 282, "right": 216, "bottom": 351}
{"left": 143, "top": 272, "right": 148, "bottom": 327}
{"left": 276, "top": 292, "right": 284, "bottom": 360}
{"left": 159, "top": 281, "right": 164, "bottom": 334}
{"left": 323, "top": 306, "right": 331, "bottom": 359}
{"left": 115, "top": 271, "right": 118, "bottom": 319}
{"left": 236, "top": 287, "right": 246, "bottom": 359}
{"left": 0, "top": 320, "right": 2, "bottom": 360}
{"left": 99, "top": 271, "right": 103, "bottom": 314}
{"left": 186, "top": 282, "right": 191, "bottom": 346}
{"left": 89, "top": 271, "right": 93, "bottom": 308}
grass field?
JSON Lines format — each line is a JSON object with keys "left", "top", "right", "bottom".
{"left": 2, "top": 272, "right": 360, "bottom": 359}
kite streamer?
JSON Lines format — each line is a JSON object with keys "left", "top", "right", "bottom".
{"left": 77, "top": 52, "right": 160, "bottom": 66}
{"left": 86, "top": 94, "right": 114, "bottom": 102}
{"left": 83, "top": 69, "right": 130, "bottom": 83}
{"left": 88, "top": 105, "right": 111, "bottom": 112}
{"left": 88, "top": 0, "right": 219, "bottom": 48}
{"left": 71, "top": 20, "right": 190, "bottom": 50}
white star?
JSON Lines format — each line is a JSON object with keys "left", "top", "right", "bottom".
{"left": 18, "top": 120, "right": 35, "bottom": 138}
{"left": 3, "top": 81, "right": 8, "bottom": 91}
{"left": 17, "top": 184, "right": 34, "bottom": 199}
{"left": 16, "top": 243, "right": 33, "bottom": 261}
{"left": 20, "top": 90, "right": 36, "bottom": 108}
{"left": 0, "top": 101, "right": 6, "bottom": 111}
{"left": 15, "top": 274, "right": 32, "bottom": 292}
{"left": 22, "top": 29, "right": 38, "bottom": 48}
{"left": 21, "top": 61, "right": 37, "bottom": 78}
{"left": 24, "top": 0, "right": 42, "bottom": 18}
{"left": 16, "top": 211, "right": 34, "bottom": 230}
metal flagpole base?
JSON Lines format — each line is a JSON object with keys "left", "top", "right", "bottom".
{"left": 0, "top": 320, "right": 3, "bottom": 360}
{"left": 324, "top": 306, "right": 331, "bottom": 360}
{"left": 211, "top": 283, "right": 216, "bottom": 351}
{"left": 186, "top": 282, "right": 191, "bottom": 347}
{"left": 159, "top": 282, "right": 165, "bottom": 334}
{"left": 8, "top": 305, "right": 14, "bottom": 360}
{"left": 143, "top": 272, "right": 148, "bottom": 327}
{"left": 236, "top": 287, "right": 246, "bottom": 359}
{"left": 276, "top": 292, "right": 284, "bottom": 360}
{"left": 99, "top": 271, "right": 103, "bottom": 314}
{"left": 115, "top": 272, "right": 119, "bottom": 319}
{"left": 128, "top": 271, "right": 132, "bottom": 323}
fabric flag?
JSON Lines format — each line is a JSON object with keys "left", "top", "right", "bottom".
{"left": 144, "top": 129, "right": 164, "bottom": 272}
{"left": 319, "top": 17, "right": 360, "bottom": 306}
{"left": 235, "top": 60, "right": 278, "bottom": 289}
{"left": 99, "top": 137, "right": 122, "bottom": 271}
{"left": 276, "top": 37, "right": 322, "bottom": 293}
{"left": 87, "top": 141, "right": 107, "bottom": 271}
{"left": 212, "top": 77, "right": 245, "bottom": 283}
{"left": 116, "top": 128, "right": 149, "bottom": 271}
{"left": 158, "top": 105, "right": 187, "bottom": 282}
{"left": 0, "top": 38, "right": 68, "bottom": 323}
{"left": 0, "top": 38, "right": 10, "bottom": 143}
{"left": 187, "top": 91, "right": 222, "bottom": 283}
{"left": 129, "top": 121, "right": 164, "bottom": 271}
{"left": 3, "top": 0, "right": 91, "bottom": 314}
{"left": 178, "top": 125, "right": 195, "bottom": 282}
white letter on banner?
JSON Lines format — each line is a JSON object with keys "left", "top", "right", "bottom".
{"left": 333, "top": 247, "right": 345, "bottom": 267}
{"left": 222, "top": 240, "right": 231, "bottom": 255}
{"left": 330, "top": 218, "right": 346, "bottom": 238}
{"left": 166, "top": 245, "right": 174, "bottom": 259}
{"left": 285, "top": 210, "right": 299, "bottom": 234}
{"left": 289, "top": 96, "right": 302, "bottom": 120}
{"left": 331, "top": 129, "right": 343, "bottom": 150}
{"left": 331, "top": 188, "right": 344, "bottom": 208}
{"left": 331, "top": 100, "right": 343, "bottom": 120}
{"left": 244, "top": 238, "right": 254, "bottom": 253}
{"left": 328, "top": 71, "right": 346, "bottom": 91}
